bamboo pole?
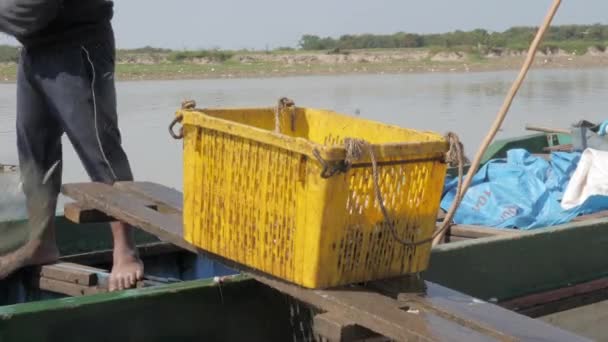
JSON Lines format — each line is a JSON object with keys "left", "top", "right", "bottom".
{"left": 433, "top": 0, "right": 563, "bottom": 246}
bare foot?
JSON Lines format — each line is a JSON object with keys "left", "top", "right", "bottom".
{"left": 109, "top": 221, "right": 144, "bottom": 291}
{"left": 0, "top": 238, "right": 60, "bottom": 279}
{"left": 109, "top": 247, "right": 144, "bottom": 291}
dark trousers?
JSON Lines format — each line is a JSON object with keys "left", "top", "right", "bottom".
{"left": 16, "top": 34, "right": 133, "bottom": 239}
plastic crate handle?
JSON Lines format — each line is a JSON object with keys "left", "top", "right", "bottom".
{"left": 313, "top": 135, "right": 465, "bottom": 248}
{"left": 169, "top": 100, "right": 197, "bottom": 140}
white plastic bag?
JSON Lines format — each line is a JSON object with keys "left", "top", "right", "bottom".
{"left": 562, "top": 148, "right": 608, "bottom": 210}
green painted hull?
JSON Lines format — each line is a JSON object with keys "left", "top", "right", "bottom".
{"left": 425, "top": 219, "right": 608, "bottom": 301}
{"left": 0, "top": 276, "right": 314, "bottom": 342}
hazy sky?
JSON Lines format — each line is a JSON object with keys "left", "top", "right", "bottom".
{"left": 1, "top": 0, "right": 607, "bottom": 49}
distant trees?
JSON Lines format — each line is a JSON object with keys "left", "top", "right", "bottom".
{"left": 298, "top": 24, "right": 608, "bottom": 51}
{"left": 298, "top": 35, "right": 337, "bottom": 50}
{"left": 0, "top": 24, "right": 606, "bottom": 65}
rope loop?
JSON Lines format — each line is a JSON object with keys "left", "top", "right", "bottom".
{"left": 275, "top": 97, "right": 296, "bottom": 133}
{"left": 313, "top": 133, "right": 466, "bottom": 247}
{"left": 169, "top": 99, "right": 197, "bottom": 140}
{"left": 181, "top": 99, "right": 197, "bottom": 110}
{"left": 169, "top": 115, "right": 184, "bottom": 140}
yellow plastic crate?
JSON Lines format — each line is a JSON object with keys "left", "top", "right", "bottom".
{"left": 177, "top": 103, "right": 448, "bottom": 289}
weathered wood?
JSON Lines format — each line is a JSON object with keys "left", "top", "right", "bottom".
{"left": 64, "top": 198, "right": 159, "bottom": 224}
{"left": 399, "top": 282, "right": 588, "bottom": 342}
{"left": 36, "top": 277, "right": 107, "bottom": 297}
{"left": 59, "top": 181, "right": 591, "bottom": 342}
{"left": 256, "top": 276, "right": 507, "bottom": 341}
{"left": 37, "top": 262, "right": 99, "bottom": 286}
{"left": 444, "top": 235, "right": 470, "bottom": 243}
{"left": 501, "top": 278, "right": 608, "bottom": 312}
{"left": 521, "top": 287, "right": 608, "bottom": 318}
{"left": 449, "top": 225, "right": 521, "bottom": 239}
{"left": 572, "top": 209, "right": 608, "bottom": 222}
{"left": 61, "top": 182, "right": 194, "bottom": 253}
{"left": 543, "top": 144, "right": 573, "bottom": 152}
{"left": 256, "top": 276, "right": 586, "bottom": 342}
{"left": 64, "top": 202, "right": 116, "bottom": 224}
{"left": 313, "top": 312, "right": 379, "bottom": 342}
{"left": 525, "top": 125, "right": 570, "bottom": 135}
{"left": 365, "top": 275, "right": 427, "bottom": 298}
{"left": 33, "top": 261, "right": 176, "bottom": 297}
{"left": 115, "top": 181, "right": 182, "bottom": 213}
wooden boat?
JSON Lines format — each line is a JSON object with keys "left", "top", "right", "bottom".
{"left": 0, "top": 131, "right": 605, "bottom": 341}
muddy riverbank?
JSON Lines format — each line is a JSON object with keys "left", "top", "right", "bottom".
{"left": 0, "top": 48, "right": 606, "bottom": 82}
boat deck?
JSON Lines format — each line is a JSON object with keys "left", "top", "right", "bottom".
{"left": 54, "top": 181, "right": 590, "bottom": 342}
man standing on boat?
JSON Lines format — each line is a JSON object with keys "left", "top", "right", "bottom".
{"left": 0, "top": 0, "right": 144, "bottom": 291}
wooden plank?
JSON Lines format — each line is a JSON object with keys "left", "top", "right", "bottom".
{"left": 115, "top": 181, "right": 183, "bottom": 213}
{"left": 370, "top": 278, "right": 589, "bottom": 342}
{"left": 255, "top": 276, "right": 509, "bottom": 342}
{"left": 500, "top": 278, "right": 608, "bottom": 312}
{"left": 64, "top": 202, "right": 116, "bottom": 224}
{"left": 37, "top": 263, "right": 99, "bottom": 286}
{"left": 444, "top": 235, "right": 470, "bottom": 243}
{"left": 61, "top": 182, "right": 195, "bottom": 253}
{"left": 35, "top": 277, "right": 107, "bottom": 297}
{"left": 398, "top": 282, "right": 589, "bottom": 342}
{"left": 449, "top": 225, "right": 521, "bottom": 239}
{"left": 42, "top": 263, "right": 111, "bottom": 290}
{"left": 64, "top": 200, "right": 159, "bottom": 224}
{"left": 33, "top": 261, "right": 178, "bottom": 296}
{"left": 525, "top": 125, "right": 570, "bottom": 135}
{"left": 521, "top": 288, "right": 608, "bottom": 318}
{"left": 59, "top": 181, "right": 591, "bottom": 341}
{"left": 543, "top": 144, "right": 573, "bottom": 152}
{"left": 257, "top": 276, "right": 588, "bottom": 342}
{"left": 364, "top": 275, "right": 427, "bottom": 297}
{"left": 313, "top": 312, "right": 379, "bottom": 342}
{"left": 572, "top": 210, "right": 608, "bottom": 222}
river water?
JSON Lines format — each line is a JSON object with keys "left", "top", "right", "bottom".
{"left": 0, "top": 67, "right": 607, "bottom": 218}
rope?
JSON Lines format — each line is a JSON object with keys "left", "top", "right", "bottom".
{"left": 341, "top": 134, "right": 465, "bottom": 248}
{"left": 169, "top": 99, "right": 197, "bottom": 139}
{"left": 275, "top": 97, "right": 295, "bottom": 133}
{"left": 432, "top": 0, "right": 562, "bottom": 246}
{"left": 444, "top": 132, "right": 465, "bottom": 201}
{"left": 181, "top": 99, "right": 196, "bottom": 110}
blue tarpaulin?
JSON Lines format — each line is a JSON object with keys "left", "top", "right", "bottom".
{"left": 441, "top": 149, "right": 608, "bottom": 229}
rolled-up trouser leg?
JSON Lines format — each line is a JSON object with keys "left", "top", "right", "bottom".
{"left": 34, "top": 37, "right": 133, "bottom": 185}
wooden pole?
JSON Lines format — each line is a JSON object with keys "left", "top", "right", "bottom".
{"left": 433, "top": 0, "right": 563, "bottom": 246}
{"left": 525, "top": 124, "right": 571, "bottom": 135}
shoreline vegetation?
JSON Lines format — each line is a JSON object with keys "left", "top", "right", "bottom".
{"left": 0, "top": 25, "right": 606, "bottom": 81}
